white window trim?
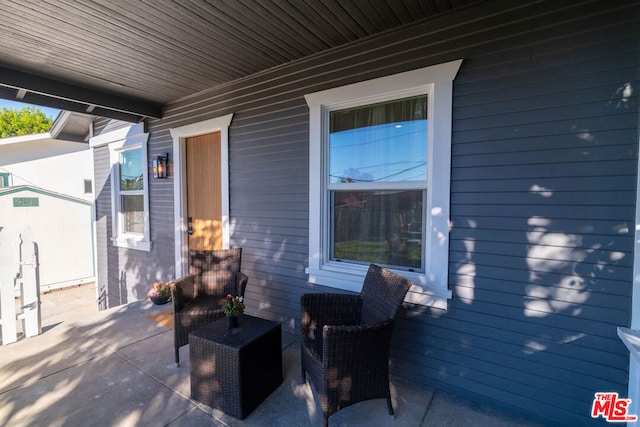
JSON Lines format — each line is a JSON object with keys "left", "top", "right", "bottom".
{"left": 305, "top": 60, "right": 462, "bottom": 309}
{"left": 170, "top": 114, "right": 233, "bottom": 279}
{"left": 90, "top": 123, "right": 151, "bottom": 251}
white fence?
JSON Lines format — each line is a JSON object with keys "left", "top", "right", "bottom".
{"left": 0, "top": 227, "right": 42, "bottom": 345}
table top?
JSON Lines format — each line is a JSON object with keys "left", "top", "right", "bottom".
{"left": 189, "top": 314, "right": 280, "bottom": 349}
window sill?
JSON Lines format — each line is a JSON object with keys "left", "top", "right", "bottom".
{"left": 306, "top": 263, "right": 451, "bottom": 309}
{"left": 112, "top": 236, "right": 151, "bottom": 252}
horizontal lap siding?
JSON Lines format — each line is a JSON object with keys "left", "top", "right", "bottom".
{"left": 132, "top": 1, "right": 639, "bottom": 426}
{"left": 229, "top": 105, "right": 310, "bottom": 322}
{"left": 92, "top": 126, "right": 111, "bottom": 310}
{"left": 437, "top": 1, "right": 638, "bottom": 425}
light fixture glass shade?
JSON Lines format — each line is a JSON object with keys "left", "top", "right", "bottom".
{"left": 153, "top": 154, "right": 168, "bottom": 178}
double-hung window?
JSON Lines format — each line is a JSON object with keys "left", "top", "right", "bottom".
{"left": 118, "top": 148, "right": 145, "bottom": 235}
{"left": 305, "top": 60, "right": 462, "bottom": 308}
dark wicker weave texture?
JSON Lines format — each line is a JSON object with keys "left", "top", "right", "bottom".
{"left": 189, "top": 315, "right": 283, "bottom": 419}
{"left": 170, "top": 248, "right": 248, "bottom": 365}
{"left": 301, "top": 264, "right": 412, "bottom": 427}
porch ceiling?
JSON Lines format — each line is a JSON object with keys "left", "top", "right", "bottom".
{"left": 0, "top": 0, "right": 479, "bottom": 122}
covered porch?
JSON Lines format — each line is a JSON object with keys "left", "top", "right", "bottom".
{"left": 0, "top": 285, "right": 540, "bottom": 426}
{"left": 1, "top": 2, "right": 637, "bottom": 424}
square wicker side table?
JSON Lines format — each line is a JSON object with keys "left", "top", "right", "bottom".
{"left": 189, "top": 315, "right": 283, "bottom": 419}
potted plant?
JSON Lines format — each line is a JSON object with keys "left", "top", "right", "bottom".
{"left": 222, "top": 294, "right": 245, "bottom": 329}
{"left": 148, "top": 281, "right": 171, "bottom": 305}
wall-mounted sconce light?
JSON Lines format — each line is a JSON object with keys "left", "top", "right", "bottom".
{"left": 152, "top": 153, "right": 169, "bottom": 179}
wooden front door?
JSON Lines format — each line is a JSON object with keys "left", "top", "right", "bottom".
{"left": 186, "top": 132, "right": 222, "bottom": 250}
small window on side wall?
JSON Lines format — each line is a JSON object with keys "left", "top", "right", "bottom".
{"left": 0, "top": 172, "right": 10, "bottom": 187}
{"left": 90, "top": 123, "right": 151, "bottom": 251}
{"left": 118, "top": 148, "right": 145, "bottom": 235}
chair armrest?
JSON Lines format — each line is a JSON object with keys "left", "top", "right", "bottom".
{"left": 322, "top": 319, "right": 395, "bottom": 371}
{"left": 171, "top": 274, "right": 197, "bottom": 311}
{"left": 301, "top": 293, "right": 362, "bottom": 358}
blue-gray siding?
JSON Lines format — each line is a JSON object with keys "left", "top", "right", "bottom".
{"left": 92, "top": 1, "right": 639, "bottom": 425}
{"left": 92, "top": 129, "right": 111, "bottom": 310}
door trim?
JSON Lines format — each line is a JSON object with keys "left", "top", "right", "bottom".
{"left": 170, "top": 114, "right": 233, "bottom": 278}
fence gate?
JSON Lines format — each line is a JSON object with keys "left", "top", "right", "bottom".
{"left": 0, "top": 227, "right": 42, "bottom": 345}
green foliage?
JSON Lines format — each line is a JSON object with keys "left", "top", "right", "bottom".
{"left": 0, "top": 106, "right": 53, "bottom": 138}
{"left": 334, "top": 239, "right": 421, "bottom": 267}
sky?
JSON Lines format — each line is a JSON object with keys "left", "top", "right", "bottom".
{"left": 329, "top": 120, "right": 427, "bottom": 183}
{"left": 0, "top": 99, "right": 60, "bottom": 120}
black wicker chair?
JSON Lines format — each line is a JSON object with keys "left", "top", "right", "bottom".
{"left": 170, "top": 248, "right": 247, "bottom": 365}
{"left": 300, "top": 264, "right": 412, "bottom": 426}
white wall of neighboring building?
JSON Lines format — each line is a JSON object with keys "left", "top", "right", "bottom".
{"left": 0, "top": 133, "right": 93, "bottom": 200}
{"left": 0, "top": 187, "right": 95, "bottom": 291}
{"left": 0, "top": 131, "right": 95, "bottom": 292}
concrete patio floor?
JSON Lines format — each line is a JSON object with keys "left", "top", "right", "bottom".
{"left": 0, "top": 285, "right": 543, "bottom": 426}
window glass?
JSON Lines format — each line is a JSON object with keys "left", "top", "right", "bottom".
{"left": 118, "top": 147, "right": 145, "bottom": 235}
{"left": 331, "top": 190, "right": 423, "bottom": 269}
{"left": 119, "top": 149, "right": 143, "bottom": 191}
{"left": 329, "top": 95, "right": 427, "bottom": 184}
{"left": 328, "top": 95, "right": 427, "bottom": 271}
{"left": 121, "top": 194, "right": 145, "bottom": 234}
{"left": 0, "top": 173, "right": 9, "bottom": 187}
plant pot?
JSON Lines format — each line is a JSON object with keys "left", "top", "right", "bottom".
{"left": 150, "top": 295, "right": 171, "bottom": 305}
{"left": 228, "top": 315, "right": 239, "bottom": 330}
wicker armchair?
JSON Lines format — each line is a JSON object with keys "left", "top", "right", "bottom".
{"left": 170, "top": 248, "right": 247, "bottom": 365}
{"left": 300, "top": 264, "right": 412, "bottom": 427}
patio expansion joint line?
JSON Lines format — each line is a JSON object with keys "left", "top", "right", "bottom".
{"left": 70, "top": 324, "right": 214, "bottom": 419}
{"left": 419, "top": 387, "right": 438, "bottom": 424}
{"left": 0, "top": 353, "right": 104, "bottom": 395}
{"left": 111, "top": 353, "right": 222, "bottom": 422}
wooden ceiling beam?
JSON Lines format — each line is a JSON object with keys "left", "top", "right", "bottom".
{"left": 0, "top": 66, "right": 162, "bottom": 122}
